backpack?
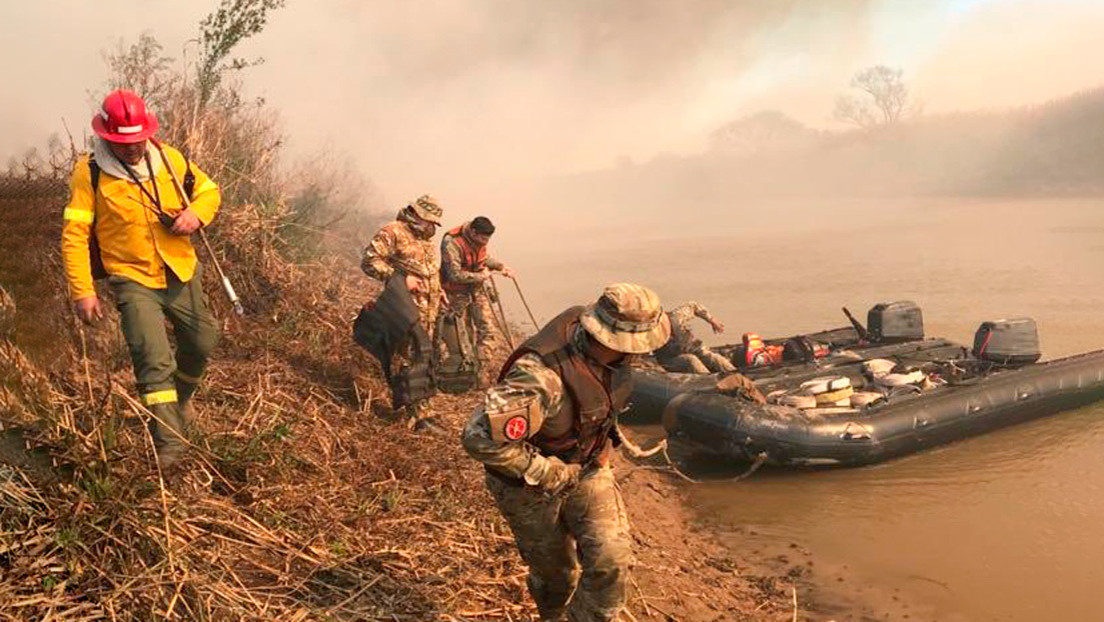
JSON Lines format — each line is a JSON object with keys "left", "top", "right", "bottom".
{"left": 352, "top": 274, "right": 437, "bottom": 408}
{"left": 434, "top": 308, "right": 481, "bottom": 394}
{"left": 86, "top": 152, "right": 195, "bottom": 280}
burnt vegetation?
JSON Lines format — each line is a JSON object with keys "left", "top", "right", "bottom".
{"left": 0, "top": 3, "right": 801, "bottom": 620}
{"left": 6, "top": 3, "right": 1098, "bottom": 619}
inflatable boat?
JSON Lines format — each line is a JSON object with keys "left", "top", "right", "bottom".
{"left": 628, "top": 303, "right": 1104, "bottom": 467}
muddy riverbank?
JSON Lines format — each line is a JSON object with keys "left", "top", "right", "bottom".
{"left": 506, "top": 196, "right": 1104, "bottom": 621}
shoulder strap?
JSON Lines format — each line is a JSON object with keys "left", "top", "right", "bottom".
{"left": 87, "top": 157, "right": 101, "bottom": 223}
{"left": 85, "top": 156, "right": 108, "bottom": 280}
{"left": 88, "top": 157, "right": 101, "bottom": 193}
{"left": 183, "top": 159, "right": 195, "bottom": 198}
{"left": 176, "top": 145, "right": 196, "bottom": 199}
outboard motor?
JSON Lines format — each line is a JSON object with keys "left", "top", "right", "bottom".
{"left": 867, "top": 301, "right": 924, "bottom": 343}
{"left": 973, "top": 318, "right": 1041, "bottom": 366}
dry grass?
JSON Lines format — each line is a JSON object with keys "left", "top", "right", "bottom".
{"left": 0, "top": 163, "right": 539, "bottom": 620}
{"left": 0, "top": 50, "right": 799, "bottom": 615}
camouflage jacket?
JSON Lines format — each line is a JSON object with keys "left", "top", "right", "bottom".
{"left": 462, "top": 352, "right": 569, "bottom": 478}
{"left": 361, "top": 220, "right": 440, "bottom": 282}
{"left": 667, "top": 301, "right": 718, "bottom": 353}
{"left": 440, "top": 228, "right": 504, "bottom": 288}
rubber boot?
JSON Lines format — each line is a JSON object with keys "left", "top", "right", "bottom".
{"left": 174, "top": 377, "right": 200, "bottom": 438}
{"left": 149, "top": 402, "right": 187, "bottom": 470}
{"left": 414, "top": 416, "right": 446, "bottom": 435}
{"left": 176, "top": 378, "right": 199, "bottom": 409}
{"left": 407, "top": 402, "right": 446, "bottom": 435}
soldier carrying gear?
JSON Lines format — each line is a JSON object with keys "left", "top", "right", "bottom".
{"left": 61, "top": 89, "right": 222, "bottom": 471}
{"left": 653, "top": 301, "right": 736, "bottom": 374}
{"left": 462, "top": 283, "right": 671, "bottom": 622}
{"left": 439, "top": 216, "right": 514, "bottom": 384}
{"left": 361, "top": 194, "right": 446, "bottom": 432}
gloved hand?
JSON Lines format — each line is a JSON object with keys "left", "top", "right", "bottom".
{"left": 523, "top": 454, "right": 581, "bottom": 496}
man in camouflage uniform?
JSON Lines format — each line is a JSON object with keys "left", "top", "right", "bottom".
{"left": 440, "top": 216, "right": 514, "bottom": 376}
{"left": 653, "top": 301, "right": 735, "bottom": 374}
{"left": 361, "top": 194, "right": 445, "bottom": 430}
{"left": 462, "top": 283, "right": 671, "bottom": 622}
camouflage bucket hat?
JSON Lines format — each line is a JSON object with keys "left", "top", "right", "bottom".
{"left": 580, "top": 283, "right": 671, "bottom": 354}
{"left": 408, "top": 194, "right": 443, "bottom": 225}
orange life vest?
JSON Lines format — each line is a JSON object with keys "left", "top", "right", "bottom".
{"left": 441, "top": 224, "right": 489, "bottom": 292}
{"left": 743, "top": 332, "right": 784, "bottom": 367}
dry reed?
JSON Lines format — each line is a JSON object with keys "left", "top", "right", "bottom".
{"left": 0, "top": 162, "right": 534, "bottom": 620}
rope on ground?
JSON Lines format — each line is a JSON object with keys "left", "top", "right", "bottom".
{"left": 617, "top": 428, "right": 768, "bottom": 484}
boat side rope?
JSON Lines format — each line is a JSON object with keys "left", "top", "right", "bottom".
{"left": 617, "top": 428, "right": 769, "bottom": 484}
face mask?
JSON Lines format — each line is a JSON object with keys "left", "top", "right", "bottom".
{"left": 411, "top": 220, "right": 437, "bottom": 239}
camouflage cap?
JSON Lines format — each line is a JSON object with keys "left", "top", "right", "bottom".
{"left": 407, "top": 194, "right": 443, "bottom": 225}
{"left": 580, "top": 283, "right": 671, "bottom": 354}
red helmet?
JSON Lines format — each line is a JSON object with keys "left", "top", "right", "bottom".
{"left": 91, "top": 89, "right": 159, "bottom": 143}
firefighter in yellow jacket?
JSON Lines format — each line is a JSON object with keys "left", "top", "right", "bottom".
{"left": 61, "top": 89, "right": 221, "bottom": 469}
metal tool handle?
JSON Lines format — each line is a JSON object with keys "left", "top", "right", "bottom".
{"left": 488, "top": 276, "right": 515, "bottom": 349}
{"left": 509, "top": 274, "right": 541, "bottom": 331}
{"left": 152, "top": 140, "right": 244, "bottom": 316}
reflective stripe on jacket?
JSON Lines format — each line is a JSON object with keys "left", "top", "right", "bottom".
{"left": 60, "top": 144, "right": 220, "bottom": 300}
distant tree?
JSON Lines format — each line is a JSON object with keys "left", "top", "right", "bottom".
{"left": 710, "top": 110, "right": 815, "bottom": 155}
{"left": 196, "top": 0, "right": 286, "bottom": 108}
{"left": 20, "top": 148, "right": 42, "bottom": 178}
{"left": 104, "top": 33, "right": 176, "bottom": 110}
{"left": 834, "top": 65, "right": 918, "bottom": 130}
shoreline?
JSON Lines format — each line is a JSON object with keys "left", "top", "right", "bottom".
{"left": 614, "top": 446, "right": 926, "bottom": 622}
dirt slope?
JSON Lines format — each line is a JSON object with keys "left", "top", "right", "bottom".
{"left": 0, "top": 181, "right": 806, "bottom": 620}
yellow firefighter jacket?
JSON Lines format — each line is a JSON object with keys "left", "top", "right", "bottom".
{"left": 60, "top": 144, "right": 220, "bottom": 300}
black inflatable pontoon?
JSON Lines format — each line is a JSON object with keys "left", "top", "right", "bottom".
{"left": 634, "top": 350, "right": 1104, "bottom": 467}
{"left": 628, "top": 304, "right": 1104, "bottom": 467}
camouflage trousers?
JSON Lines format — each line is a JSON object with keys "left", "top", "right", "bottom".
{"left": 444, "top": 287, "right": 498, "bottom": 363}
{"left": 663, "top": 346, "right": 735, "bottom": 374}
{"left": 486, "top": 466, "right": 633, "bottom": 622}
{"left": 411, "top": 288, "right": 441, "bottom": 337}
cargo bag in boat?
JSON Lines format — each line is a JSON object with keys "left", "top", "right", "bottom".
{"left": 973, "top": 318, "right": 1041, "bottom": 366}
{"left": 867, "top": 301, "right": 924, "bottom": 342}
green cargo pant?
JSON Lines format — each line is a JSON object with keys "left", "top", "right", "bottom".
{"left": 445, "top": 287, "right": 499, "bottom": 364}
{"left": 486, "top": 466, "right": 633, "bottom": 622}
{"left": 108, "top": 265, "right": 219, "bottom": 462}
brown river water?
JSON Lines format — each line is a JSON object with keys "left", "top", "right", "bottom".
{"left": 498, "top": 197, "right": 1104, "bottom": 621}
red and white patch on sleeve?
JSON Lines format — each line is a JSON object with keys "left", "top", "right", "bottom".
{"left": 504, "top": 415, "right": 528, "bottom": 440}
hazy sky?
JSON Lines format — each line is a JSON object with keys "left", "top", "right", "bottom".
{"left": 2, "top": 0, "right": 1102, "bottom": 206}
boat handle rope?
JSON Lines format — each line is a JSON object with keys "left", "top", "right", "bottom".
{"left": 617, "top": 427, "right": 768, "bottom": 484}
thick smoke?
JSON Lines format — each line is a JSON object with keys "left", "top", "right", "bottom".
{"left": 1, "top": 0, "right": 1102, "bottom": 215}
{"left": 244, "top": 0, "right": 874, "bottom": 202}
